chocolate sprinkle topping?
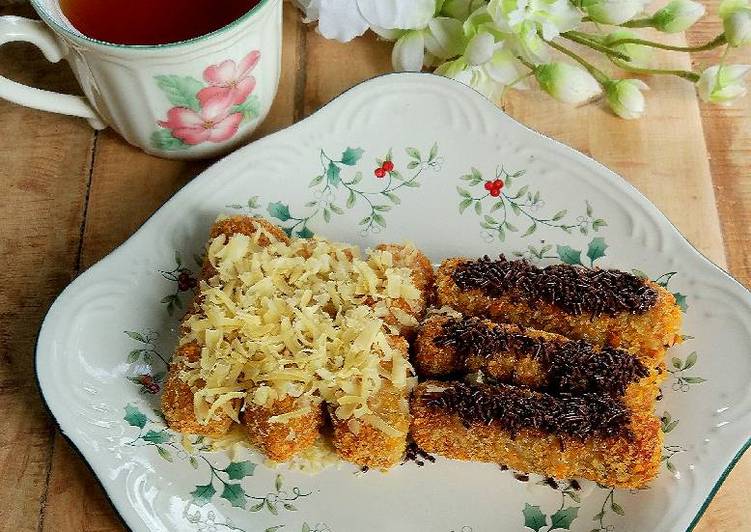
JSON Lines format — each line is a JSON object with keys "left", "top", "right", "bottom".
{"left": 425, "top": 382, "right": 632, "bottom": 440}
{"left": 452, "top": 256, "right": 658, "bottom": 316}
{"left": 435, "top": 317, "right": 648, "bottom": 396}
{"left": 403, "top": 442, "right": 436, "bottom": 467}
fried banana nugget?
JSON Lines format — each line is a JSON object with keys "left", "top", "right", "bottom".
{"left": 162, "top": 341, "right": 233, "bottom": 437}
{"left": 370, "top": 243, "right": 434, "bottom": 336}
{"left": 414, "top": 315, "right": 665, "bottom": 412}
{"left": 329, "top": 336, "right": 411, "bottom": 470}
{"left": 411, "top": 381, "right": 662, "bottom": 489}
{"left": 241, "top": 397, "right": 324, "bottom": 462}
{"left": 435, "top": 258, "right": 681, "bottom": 366}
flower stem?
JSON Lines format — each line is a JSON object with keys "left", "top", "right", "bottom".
{"left": 606, "top": 34, "right": 727, "bottom": 53}
{"left": 610, "top": 57, "right": 700, "bottom": 82}
{"left": 547, "top": 40, "right": 610, "bottom": 84}
{"left": 561, "top": 32, "right": 632, "bottom": 61}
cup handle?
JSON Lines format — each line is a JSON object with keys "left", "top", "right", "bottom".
{"left": 0, "top": 16, "right": 105, "bottom": 129}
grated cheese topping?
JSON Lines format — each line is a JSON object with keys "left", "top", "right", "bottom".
{"left": 178, "top": 225, "right": 420, "bottom": 436}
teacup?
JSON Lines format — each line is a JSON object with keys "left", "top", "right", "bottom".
{"left": 0, "top": 0, "right": 282, "bottom": 159}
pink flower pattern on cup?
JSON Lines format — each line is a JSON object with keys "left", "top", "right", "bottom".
{"left": 158, "top": 95, "right": 243, "bottom": 145}
{"left": 152, "top": 50, "right": 261, "bottom": 150}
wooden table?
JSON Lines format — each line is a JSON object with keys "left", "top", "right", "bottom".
{"left": 1, "top": 2, "right": 748, "bottom": 530}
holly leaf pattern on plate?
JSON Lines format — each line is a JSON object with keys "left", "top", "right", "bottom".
{"left": 190, "top": 483, "right": 216, "bottom": 507}
{"left": 522, "top": 503, "right": 547, "bottom": 532}
{"left": 550, "top": 506, "right": 579, "bottom": 530}
{"left": 123, "top": 404, "right": 147, "bottom": 429}
{"left": 224, "top": 460, "right": 256, "bottom": 480}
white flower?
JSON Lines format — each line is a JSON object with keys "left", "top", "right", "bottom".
{"left": 652, "top": 0, "right": 705, "bottom": 33}
{"left": 465, "top": 31, "right": 496, "bottom": 65}
{"left": 697, "top": 64, "right": 751, "bottom": 105}
{"left": 534, "top": 62, "right": 602, "bottom": 104}
{"left": 392, "top": 30, "right": 427, "bottom": 71}
{"left": 424, "top": 17, "right": 467, "bottom": 59}
{"left": 720, "top": 0, "right": 751, "bottom": 47}
{"left": 603, "top": 30, "right": 652, "bottom": 66}
{"left": 581, "top": 0, "right": 646, "bottom": 25}
{"left": 604, "top": 79, "right": 649, "bottom": 119}
{"left": 488, "top": 0, "right": 582, "bottom": 39}
{"left": 301, "top": 0, "right": 438, "bottom": 43}
{"left": 435, "top": 47, "right": 529, "bottom": 100}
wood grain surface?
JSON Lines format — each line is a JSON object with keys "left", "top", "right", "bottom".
{"left": 0, "top": 1, "right": 748, "bottom": 531}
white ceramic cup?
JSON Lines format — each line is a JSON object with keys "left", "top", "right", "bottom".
{"left": 0, "top": 0, "right": 282, "bottom": 159}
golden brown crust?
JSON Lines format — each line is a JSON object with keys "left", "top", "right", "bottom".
{"left": 161, "top": 342, "right": 234, "bottom": 437}
{"left": 414, "top": 315, "right": 665, "bottom": 412}
{"left": 435, "top": 258, "right": 681, "bottom": 366}
{"left": 241, "top": 396, "right": 324, "bottom": 462}
{"left": 411, "top": 381, "right": 662, "bottom": 489}
{"left": 329, "top": 336, "right": 411, "bottom": 470}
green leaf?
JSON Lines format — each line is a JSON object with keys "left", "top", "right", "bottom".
{"left": 330, "top": 204, "right": 344, "bottom": 215}
{"left": 127, "top": 350, "right": 141, "bottom": 363}
{"left": 551, "top": 210, "right": 567, "bottom": 221}
{"left": 372, "top": 214, "right": 386, "bottom": 227}
{"left": 557, "top": 245, "right": 583, "bottom": 266}
{"left": 296, "top": 227, "right": 314, "bottom": 239}
{"left": 586, "top": 237, "right": 608, "bottom": 265}
{"left": 224, "top": 460, "right": 256, "bottom": 480}
{"left": 683, "top": 376, "right": 707, "bottom": 384}
{"left": 340, "top": 147, "right": 364, "bottom": 165}
{"left": 505, "top": 222, "right": 518, "bottom": 232}
{"left": 142, "top": 430, "right": 170, "bottom": 444}
{"left": 406, "top": 147, "right": 421, "bottom": 160}
{"left": 684, "top": 352, "right": 698, "bottom": 370}
{"left": 221, "top": 483, "right": 246, "bottom": 508}
{"left": 383, "top": 192, "right": 401, "bottom": 205}
{"left": 323, "top": 208, "right": 331, "bottom": 223}
{"left": 249, "top": 501, "right": 265, "bottom": 512}
{"left": 403, "top": 180, "right": 420, "bottom": 188}
{"left": 248, "top": 196, "right": 259, "bottom": 209}
{"left": 471, "top": 167, "right": 482, "bottom": 180}
{"left": 226, "top": 204, "right": 243, "bottom": 210}
{"left": 373, "top": 205, "right": 391, "bottom": 212}
{"left": 154, "top": 75, "right": 202, "bottom": 111}
{"left": 407, "top": 160, "right": 419, "bottom": 169}
{"left": 474, "top": 202, "right": 482, "bottom": 215}
{"left": 484, "top": 215, "right": 497, "bottom": 225}
{"left": 125, "top": 331, "right": 146, "bottom": 343}
{"left": 359, "top": 216, "right": 371, "bottom": 226}
{"left": 515, "top": 185, "right": 529, "bottom": 199}
{"left": 592, "top": 219, "right": 608, "bottom": 231}
{"left": 275, "top": 474, "right": 284, "bottom": 491}
{"left": 550, "top": 506, "right": 579, "bottom": 530}
{"left": 232, "top": 95, "right": 261, "bottom": 122}
{"left": 267, "top": 201, "right": 292, "bottom": 222}
{"left": 459, "top": 199, "right": 472, "bottom": 214}
{"left": 390, "top": 170, "right": 404, "bottom": 181}
{"left": 611, "top": 501, "right": 625, "bottom": 516}
{"left": 265, "top": 526, "right": 285, "bottom": 532}
{"left": 429, "top": 142, "right": 439, "bottom": 162}
{"left": 586, "top": 200, "right": 593, "bottom": 217}
{"left": 266, "top": 500, "right": 279, "bottom": 515}
{"left": 283, "top": 503, "right": 297, "bottom": 511}
{"left": 632, "top": 269, "right": 649, "bottom": 279}
{"left": 346, "top": 190, "right": 356, "bottom": 208}
{"left": 123, "top": 404, "right": 147, "bottom": 429}
{"left": 351, "top": 171, "right": 363, "bottom": 184}
{"left": 510, "top": 203, "right": 521, "bottom": 216}
{"left": 189, "top": 456, "right": 199, "bottom": 469}
{"left": 491, "top": 201, "right": 504, "bottom": 212}
{"left": 457, "top": 186, "right": 471, "bottom": 198}
{"left": 303, "top": 524, "right": 312, "bottom": 532}
{"left": 673, "top": 292, "right": 688, "bottom": 312}
{"left": 190, "top": 483, "right": 216, "bottom": 506}
{"left": 666, "top": 460, "right": 678, "bottom": 474}
{"left": 497, "top": 225, "right": 506, "bottom": 242}
{"left": 309, "top": 174, "right": 324, "bottom": 187}
{"left": 672, "top": 356, "right": 683, "bottom": 369}
{"left": 156, "top": 446, "right": 173, "bottom": 462}
{"left": 326, "top": 162, "right": 341, "bottom": 187}
{"left": 522, "top": 503, "right": 548, "bottom": 532}
{"left": 522, "top": 223, "right": 537, "bottom": 237}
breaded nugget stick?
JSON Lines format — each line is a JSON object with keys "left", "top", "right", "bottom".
{"left": 367, "top": 244, "right": 433, "bottom": 337}
{"left": 411, "top": 381, "right": 662, "bottom": 489}
{"left": 329, "top": 336, "right": 411, "bottom": 469}
{"left": 162, "top": 341, "right": 234, "bottom": 437}
{"left": 435, "top": 257, "right": 682, "bottom": 365}
{"left": 415, "top": 315, "right": 665, "bottom": 412}
{"left": 241, "top": 396, "right": 324, "bottom": 462}
{"left": 163, "top": 216, "right": 322, "bottom": 458}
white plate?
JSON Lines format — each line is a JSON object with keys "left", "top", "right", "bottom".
{"left": 36, "top": 73, "right": 751, "bottom": 532}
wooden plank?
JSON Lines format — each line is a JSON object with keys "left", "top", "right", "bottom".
{"left": 40, "top": 4, "right": 304, "bottom": 530}
{"left": 0, "top": 5, "right": 95, "bottom": 531}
